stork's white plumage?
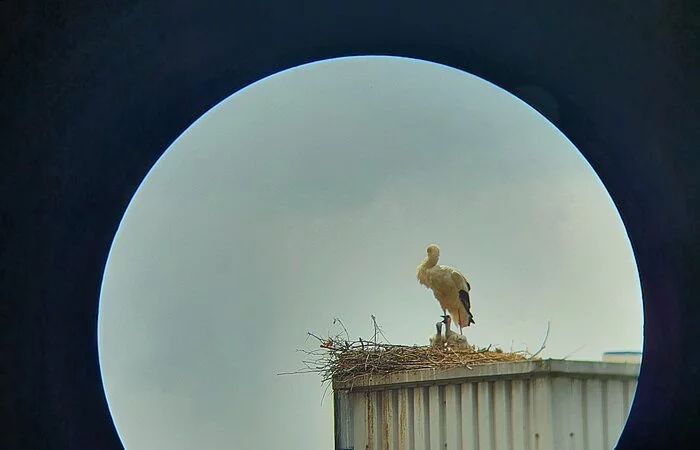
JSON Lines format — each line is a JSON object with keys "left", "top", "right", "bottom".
{"left": 417, "top": 244, "right": 475, "bottom": 334}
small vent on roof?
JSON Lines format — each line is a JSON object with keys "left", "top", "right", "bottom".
{"left": 602, "top": 351, "right": 642, "bottom": 364}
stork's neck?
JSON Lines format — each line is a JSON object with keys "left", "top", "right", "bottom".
{"left": 422, "top": 254, "right": 439, "bottom": 268}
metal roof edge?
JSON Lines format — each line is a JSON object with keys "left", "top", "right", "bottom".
{"left": 332, "top": 359, "right": 641, "bottom": 391}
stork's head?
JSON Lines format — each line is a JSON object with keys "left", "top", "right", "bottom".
{"left": 441, "top": 314, "right": 452, "bottom": 327}
{"left": 435, "top": 321, "right": 443, "bottom": 335}
{"left": 426, "top": 244, "right": 440, "bottom": 258}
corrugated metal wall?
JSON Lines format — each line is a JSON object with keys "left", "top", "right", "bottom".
{"left": 334, "top": 362, "right": 639, "bottom": 450}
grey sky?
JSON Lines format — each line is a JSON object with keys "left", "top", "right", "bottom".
{"left": 98, "top": 56, "right": 643, "bottom": 450}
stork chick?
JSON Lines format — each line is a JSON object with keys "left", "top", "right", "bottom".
{"left": 442, "top": 314, "right": 470, "bottom": 348}
{"left": 417, "top": 244, "right": 475, "bottom": 334}
{"left": 429, "top": 321, "right": 446, "bottom": 348}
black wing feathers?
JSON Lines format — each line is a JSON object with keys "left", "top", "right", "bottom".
{"left": 458, "top": 289, "right": 475, "bottom": 325}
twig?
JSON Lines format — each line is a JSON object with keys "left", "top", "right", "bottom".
{"left": 333, "top": 317, "right": 351, "bottom": 341}
{"left": 371, "top": 314, "right": 390, "bottom": 344}
{"left": 529, "top": 321, "right": 551, "bottom": 360}
{"left": 307, "top": 331, "right": 325, "bottom": 342}
{"left": 562, "top": 344, "right": 586, "bottom": 360}
{"left": 321, "top": 381, "right": 332, "bottom": 405}
{"left": 370, "top": 315, "right": 379, "bottom": 344}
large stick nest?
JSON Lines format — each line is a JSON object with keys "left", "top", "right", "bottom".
{"left": 281, "top": 316, "right": 547, "bottom": 386}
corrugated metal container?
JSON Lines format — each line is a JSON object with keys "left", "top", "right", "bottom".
{"left": 333, "top": 359, "right": 640, "bottom": 450}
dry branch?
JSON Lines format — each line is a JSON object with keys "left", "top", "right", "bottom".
{"left": 529, "top": 320, "right": 551, "bottom": 360}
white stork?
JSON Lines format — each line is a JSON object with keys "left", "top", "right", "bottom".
{"left": 417, "top": 244, "right": 475, "bottom": 335}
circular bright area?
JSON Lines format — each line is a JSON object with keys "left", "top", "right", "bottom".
{"left": 97, "top": 56, "right": 643, "bottom": 449}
